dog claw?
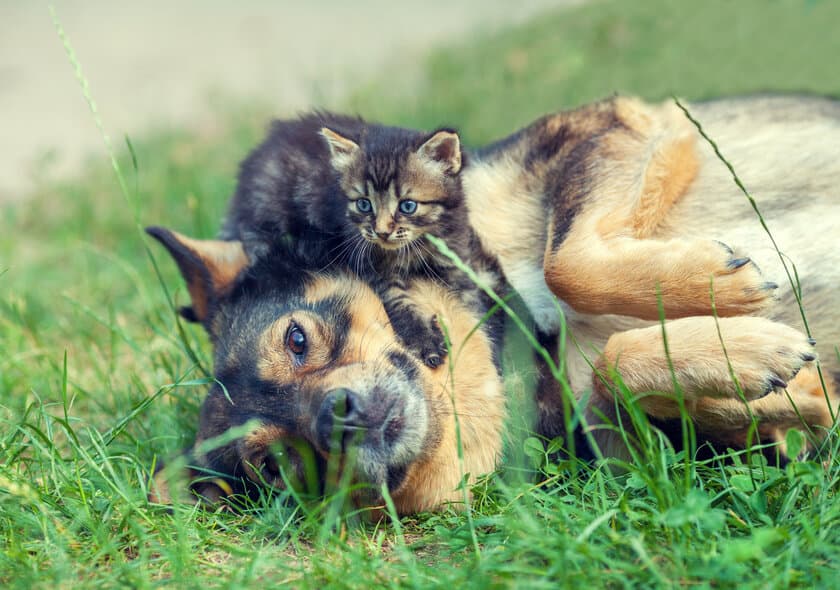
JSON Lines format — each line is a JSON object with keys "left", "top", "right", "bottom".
{"left": 762, "top": 281, "right": 779, "bottom": 291}
{"left": 728, "top": 257, "right": 750, "bottom": 269}
{"left": 716, "top": 241, "right": 734, "bottom": 255}
{"left": 807, "top": 337, "right": 817, "bottom": 346}
{"left": 767, "top": 375, "right": 788, "bottom": 392}
{"left": 801, "top": 352, "right": 816, "bottom": 362}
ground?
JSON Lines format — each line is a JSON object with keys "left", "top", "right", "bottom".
{"left": 1, "top": 1, "right": 839, "bottom": 588}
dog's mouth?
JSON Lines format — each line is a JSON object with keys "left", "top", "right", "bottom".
{"left": 237, "top": 378, "right": 428, "bottom": 502}
{"left": 238, "top": 433, "right": 324, "bottom": 495}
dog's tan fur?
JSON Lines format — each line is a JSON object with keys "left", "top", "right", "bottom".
{"left": 299, "top": 275, "right": 505, "bottom": 513}
{"left": 391, "top": 281, "right": 504, "bottom": 512}
{"left": 468, "top": 98, "right": 774, "bottom": 323}
{"left": 593, "top": 316, "right": 816, "bottom": 407}
{"left": 591, "top": 317, "right": 835, "bottom": 443}
{"left": 466, "top": 95, "right": 840, "bottom": 458}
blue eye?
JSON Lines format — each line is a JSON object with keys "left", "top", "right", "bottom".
{"left": 356, "top": 198, "right": 372, "bottom": 213}
{"left": 399, "top": 200, "right": 417, "bottom": 215}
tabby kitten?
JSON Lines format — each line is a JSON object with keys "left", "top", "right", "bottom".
{"left": 220, "top": 112, "right": 501, "bottom": 367}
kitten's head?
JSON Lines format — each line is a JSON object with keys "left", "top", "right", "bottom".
{"left": 320, "top": 125, "right": 463, "bottom": 251}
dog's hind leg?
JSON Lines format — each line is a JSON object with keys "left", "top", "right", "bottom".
{"left": 688, "top": 365, "right": 837, "bottom": 435}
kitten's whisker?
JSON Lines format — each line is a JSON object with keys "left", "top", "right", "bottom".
{"left": 328, "top": 232, "right": 363, "bottom": 254}
{"left": 409, "top": 242, "right": 423, "bottom": 279}
{"left": 356, "top": 241, "right": 363, "bottom": 276}
{"left": 319, "top": 234, "right": 362, "bottom": 272}
{"left": 359, "top": 239, "right": 370, "bottom": 276}
{"left": 413, "top": 241, "right": 447, "bottom": 286}
{"left": 321, "top": 232, "right": 366, "bottom": 272}
{"left": 398, "top": 244, "right": 409, "bottom": 280}
{"left": 347, "top": 235, "right": 366, "bottom": 277}
{"left": 417, "top": 240, "right": 445, "bottom": 282}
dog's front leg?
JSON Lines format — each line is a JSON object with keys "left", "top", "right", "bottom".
{"left": 579, "top": 316, "right": 822, "bottom": 461}
{"left": 545, "top": 230, "right": 775, "bottom": 320}
{"left": 592, "top": 316, "right": 817, "bottom": 412}
{"left": 543, "top": 98, "right": 775, "bottom": 320}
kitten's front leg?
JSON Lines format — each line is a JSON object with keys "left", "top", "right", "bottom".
{"left": 380, "top": 280, "right": 448, "bottom": 368}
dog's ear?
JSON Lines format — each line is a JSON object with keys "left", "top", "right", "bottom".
{"left": 148, "top": 457, "right": 236, "bottom": 506}
{"left": 146, "top": 226, "right": 249, "bottom": 323}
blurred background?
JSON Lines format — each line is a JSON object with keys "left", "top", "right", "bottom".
{"left": 0, "top": 0, "right": 569, "bottom": 204}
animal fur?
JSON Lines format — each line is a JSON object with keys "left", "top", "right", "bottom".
{"left": 146, "top": 227, "right": 504, "bottom": 514}
{"left": 148, "top": 95, "right": 840, "bottom": 513}
{"left": 464, "top": 95, "right": 840, "bottom": 458}
{"left": 219, "top": 112, "right": 502, "bottom": 368}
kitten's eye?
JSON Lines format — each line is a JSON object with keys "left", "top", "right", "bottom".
{"left": 286, "top": 323, "right": 307, "bottom": 358}
{"left": 398, "top": 200, "right": 418, "bottom": 215}
{"left": 356, "top": 198, "right": 372, "bottom": 213}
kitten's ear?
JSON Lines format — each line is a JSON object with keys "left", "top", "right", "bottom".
{"left": 146, "top": 226, "right": 249, "bottom": 324}
{"left": 417, "top": 130, "right": 462, "bottom": 175}
{"left": 320, "top": 127, "right": 360, "bottom": 174}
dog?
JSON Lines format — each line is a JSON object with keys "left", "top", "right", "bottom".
{"left": 145, "top": 227, "right": 505, "bottom": 514}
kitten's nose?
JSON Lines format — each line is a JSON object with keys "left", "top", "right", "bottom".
{"left": 376, "top": 231, "right": 391, "bottom": 240}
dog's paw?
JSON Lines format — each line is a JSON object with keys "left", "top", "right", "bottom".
{"left": 722, "top": 318, "right": 817, "bottom": 400}
{"left": 698, "top": 240, "right": 778, "bottom": 316}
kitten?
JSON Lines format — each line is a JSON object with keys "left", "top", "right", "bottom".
{"left": 220, "top": 112, "right": 502, "bottom": 367}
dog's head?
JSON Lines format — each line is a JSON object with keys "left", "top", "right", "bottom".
{"left": 146, "top": 226, "right": 440, "bottom": 506}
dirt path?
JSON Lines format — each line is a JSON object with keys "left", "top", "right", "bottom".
{"left": 0, "top": 0, "right": 578, "bottom": 204}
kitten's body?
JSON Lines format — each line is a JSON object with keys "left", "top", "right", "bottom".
{"left": 220, "top": 112, "right": 366, "bottom": 259}
{"left": 220, "top": 112, "right": 502, "bottom": 366}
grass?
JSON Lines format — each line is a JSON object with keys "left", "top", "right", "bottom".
{"left": 2, "top": 0, "right": 840, "bottom": 587}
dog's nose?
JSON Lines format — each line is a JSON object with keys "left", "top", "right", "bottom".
{"left": 317, "top": 388, "right": 365, "bottom": 451}
{"left": 325, "top": 387, "right": 360, "bottom": 422}
{"left": 316, "top": 387, "right": 402, "bottom": 453}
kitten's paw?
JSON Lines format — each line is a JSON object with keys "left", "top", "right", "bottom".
{"left": 420, "top": 315, "right": 449, "bottom": 369}
{"left": 387, "top": 305, "right": 449, "bottom": 368}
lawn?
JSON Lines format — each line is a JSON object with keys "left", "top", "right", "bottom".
{"left": 2, "top": 0, "right": 839, "bottom": 587}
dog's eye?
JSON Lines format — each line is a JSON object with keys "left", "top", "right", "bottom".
{"left": 398, "top": 199, "right": 417, "bottom": 215}
{"left": 286, "top": 324, "right": 307, "bottom": 357}
{"left": 356, "top": 198, "right": 372, "bottom": 213}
